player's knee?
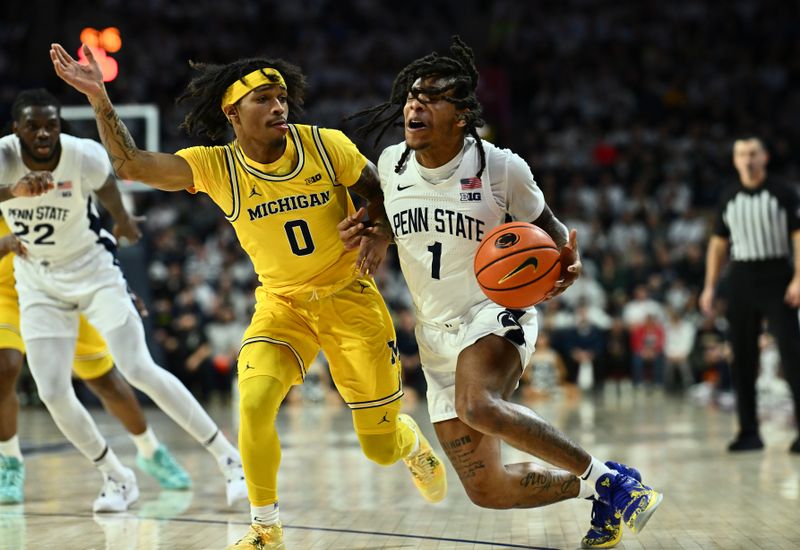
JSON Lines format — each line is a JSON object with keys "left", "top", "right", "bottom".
{"left": 455, "top": 389, "right": 502, "bottom": 432}
{"left": 461, "top": 477, "right": 513, "bottom": 509}
{"left": 239, "top": 376, "right": 285, "bottom": 424}
{"left": 37, "top": 383, "right": 72, "bottom": 408}
{"left": 357, "top": 432, "right": 403, "bottom": 466}
{"left": 83, "top": 371, "right": 124, "bottom": 400}
{"left": 0, "top": 350, "right": 23, "bottom": 391}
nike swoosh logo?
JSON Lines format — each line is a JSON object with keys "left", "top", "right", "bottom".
{"left": 397, "top": 184, "right": 415, "bottom": 191}
{"left": 498, "top": 256, "right": 539, "bottom": 284}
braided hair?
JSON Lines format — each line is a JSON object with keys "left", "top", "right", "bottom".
{"left": 178, "top": 57, "right": 307, "bottom": 141}
{"left": 349, "top": 35, "right": 487, "bottom": 177}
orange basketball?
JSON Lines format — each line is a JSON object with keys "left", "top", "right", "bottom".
{"left": 474, "top": 222, "right": 561, "bottom": 308}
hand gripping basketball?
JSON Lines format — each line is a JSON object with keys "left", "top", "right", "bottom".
{"left": 474, "top": 222, "right": 562, "bottom": 308}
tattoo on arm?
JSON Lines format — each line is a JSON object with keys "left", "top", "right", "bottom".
{"left": 92, "top": 96, "right": 140, "bottom": 175}
{"left": 533, "top": 204, "right": 568, "bottom": 249}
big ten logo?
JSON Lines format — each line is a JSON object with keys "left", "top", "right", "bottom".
{"left": 78, "top": 27, "right": 122, "bottom": 82}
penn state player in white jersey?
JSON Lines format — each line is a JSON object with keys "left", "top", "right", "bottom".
{"left": 0, "top": 89, "right": 246, "bottom": 512}
{"left": 342, "top": 38, "right": 662, "bottom": 548}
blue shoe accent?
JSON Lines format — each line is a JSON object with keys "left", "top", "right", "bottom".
{"left": 0, "top": 456, "right": 25, "bottom": 504}
{"left": 595, "top": 472, "right": 663, "bottom": 535}
{"left": 136, "top": 446, "right": 192, "bottom": 490}
{"left": 581, "top": 462, "right": 642, "bottom": 548}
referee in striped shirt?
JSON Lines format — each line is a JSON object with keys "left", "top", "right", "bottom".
{"left": 700, "top": 137, "right": 800, "bottom": 454}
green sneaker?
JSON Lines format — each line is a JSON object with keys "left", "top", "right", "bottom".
{"left": 0, "top": 456, "right": 25, "bottom": 504}
{"left": 136, "top": 446, "right": 191, "bottom": 490}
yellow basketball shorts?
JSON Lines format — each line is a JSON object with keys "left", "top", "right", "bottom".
{"left": 238, "top": 276, "right": 403, "bottom": 433}
{"left": 0, "top": 293, "right": 113, "bottom": 379}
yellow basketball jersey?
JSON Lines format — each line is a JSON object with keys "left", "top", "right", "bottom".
{"left": 177, "top": 125, "right": 366, "bottom": 296}
{"left": 0, "top": 217, "right": 17, "bottom": 299}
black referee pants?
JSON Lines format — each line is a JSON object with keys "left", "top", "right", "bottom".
{"left": 727, "top": 261, "right": 800, "bottom": 436}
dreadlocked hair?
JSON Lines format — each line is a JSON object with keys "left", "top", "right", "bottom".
{"left": 348, "top": 35, "right": 487, "bottom": 178}
{"left": 178, "top": 57, "right": 307, "bottom": 141}
{"left": 11, "top": 88, "right": 61, "bottom": 121}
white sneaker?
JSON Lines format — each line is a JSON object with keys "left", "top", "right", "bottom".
{"left": 93, "top": 468, "right": 139, "bottom": 513}
{"left": 220, "top": 456, "right": 247, "bottom": 506}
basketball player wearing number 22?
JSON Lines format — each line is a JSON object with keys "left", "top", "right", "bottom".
{"left": 343, "top": 37, "right": 662, "bottom": 549}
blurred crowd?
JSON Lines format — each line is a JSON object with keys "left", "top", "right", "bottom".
{"left": 2, "top": 0, "right": 799, "bottom": 407}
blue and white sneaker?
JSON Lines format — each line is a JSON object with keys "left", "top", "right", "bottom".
{"left": 136, "top": 446, "right": 191, "bottom": 490}
{"left": 595, "top": 470, "right": 662, "bottom": 535}
{"left": 0, "top": 456, "right": 24, "bottom": 504}
{"left": 581, "top": 462, "right": 641, "bottom": 548}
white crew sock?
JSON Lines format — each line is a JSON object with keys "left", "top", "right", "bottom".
{"left": 577, "top": 480, "right": 596, "bottom": 499}
{"left": 0, "top": 435, "right": 23, "bottom": 460}
{"left": 204, "top": 430, "right": 239, "bottom": 465}
{"left": 251, "top": 502, "right": 279, "bottom": 526}
{"left": 94, "top": 447, "right": 128, "bottom": 480}
{"left": 579, "top": 456, "right": 614, "bottom": 493}
{"left": 130, "top": 426, "right": 160, "bottom": 459}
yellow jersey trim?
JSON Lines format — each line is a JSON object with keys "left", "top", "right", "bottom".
{"left": 310, "top": 126, "right": 336, "bottom": 183}
{"left": 240, "top": 336, "right": 306, "bottom": 380}
{"left": 347, "top": 388, "right": 404, "bottom": 410}
{"left": 233, "top": 125, "right": 305, "bottom": 182}
{"left": 222, "top": 144, "right": 242, "bottom": 222}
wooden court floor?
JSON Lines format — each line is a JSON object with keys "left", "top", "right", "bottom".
{"left": 1, "top": 389, "right": 798, "bottom": 549}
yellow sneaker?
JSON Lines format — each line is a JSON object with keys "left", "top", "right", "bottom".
{"left": 398, "top": 413, "right": 447, "bottom": 503}
{"left": 226, "top": 523, "right": 285, "bottom": 550}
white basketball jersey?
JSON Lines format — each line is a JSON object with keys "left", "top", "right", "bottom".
{"left": 379, "top": 137, "right": 546, "bottom": 324}
{"left": 0, "top": 134, "right": 114, "bottom": 263}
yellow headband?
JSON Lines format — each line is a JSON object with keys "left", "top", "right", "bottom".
{"left": 221, "top": 67, "right": 287, "bottom": 108}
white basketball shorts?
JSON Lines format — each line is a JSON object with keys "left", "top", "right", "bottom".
{"left": 14, "top": 244, "right": 137, "bottom": 342}
{"left": 415, "top": 300, "right": 538, "bottom": 423}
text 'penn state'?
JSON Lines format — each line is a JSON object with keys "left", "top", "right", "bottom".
{"left": 392, "top": 207, "right": 486, "bottom": 241}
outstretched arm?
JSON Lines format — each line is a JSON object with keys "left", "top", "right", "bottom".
{"left": 50, "top": 43, "right": 193, "bottom": 191}
{"left": 338, "top": 161, "right": 394, "bottom": 275}
{"left": 94, "top": 174, "right": 144, "bottom": 244}
{"left": 0, "top": 172, "right": 56, "bottom": 202}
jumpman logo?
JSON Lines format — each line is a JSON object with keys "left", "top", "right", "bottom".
{"left": 249, "top": 186, "right": 262, "bottom": 198}
{"left": 377, "top": 412, "right": 390, "bottom": 425}
{"left": 357, "top": 281, "right": 369, "bottom": 293}
{"left": 243, "top": 363, "right": 254, "bottom": 371}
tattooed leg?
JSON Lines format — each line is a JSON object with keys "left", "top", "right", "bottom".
{"left": 454, "top": 334, "right": 592, "bottom": 475}
{"left": 434, "top": 418, "right": 579, "bottom": 509}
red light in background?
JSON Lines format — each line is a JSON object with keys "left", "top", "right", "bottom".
{"left": 78, "top": 27, "right": 122, "bottom": 82}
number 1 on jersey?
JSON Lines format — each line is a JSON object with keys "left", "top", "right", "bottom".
{"left": 427, "top": 241, "right": 442, "bottom": 279}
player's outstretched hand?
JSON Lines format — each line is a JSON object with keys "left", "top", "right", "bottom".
{"left": 113, "top": 214, "right": 145, "bottom": 246}
{"left": 50, "top": 43, "right": 105, "bottom": 99}
{"left": 337, "top": 206, "right": 392, "bottom": 275}
{"left": 545, "top": 228, "right": 581, "bottom": 300}
{"left": 338, "top": 207, "right": 367, "bottom": 250}
{"left": 0, "top": 234, "right": 27, "bottom": 259}
{"left": 356, "top": 224, "right": 392, "bottom": 276}
{"left": 12, "top": 171, "right": 55, "bottom": 197}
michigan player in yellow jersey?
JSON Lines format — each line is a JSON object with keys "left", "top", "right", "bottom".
{"left": 0, "top": 217, "right": 191, "bottom": 502}
{"left": 52, "top": 44, "right": 447, "bottom": 548}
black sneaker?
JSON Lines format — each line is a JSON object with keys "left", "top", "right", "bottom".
{"left": 728, "top": 434, "right": 764, "bottom": 452}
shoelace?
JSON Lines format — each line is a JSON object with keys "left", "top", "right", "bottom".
{"left": 409, "top": 453, "right": 438, "bottom": 483}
